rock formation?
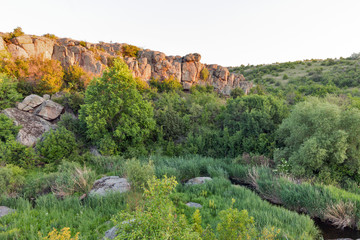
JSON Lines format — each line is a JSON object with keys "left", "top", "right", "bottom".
{"left": 2, "top": 94, "right": 64, "bottom": 146}
{"left": 0, "top": 33, "right": 252, "bottom": 95}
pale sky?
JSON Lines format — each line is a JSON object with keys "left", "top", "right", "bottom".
{"left": 1, "top": 0, "right": 360, "bottom": 66}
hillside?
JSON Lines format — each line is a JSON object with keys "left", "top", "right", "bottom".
{"left": 229, "top": 55, "right": 360, "bottom": 99}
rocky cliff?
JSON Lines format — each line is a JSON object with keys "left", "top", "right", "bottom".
{"left": 0, "top": 34, "right": 252, "bottom": 95}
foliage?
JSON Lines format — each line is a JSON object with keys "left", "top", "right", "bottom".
{"left": 1, "top": 57, "right": 64, "bottom": 95}
{"left": 42, "top": 227, "right": 79, "bottom": 240}
{"left": 200, "top": 68, "right": 209, "bottom": 81}
{"left": 51, "top": 161, "right": 96, "bottom": 198}
{"left": 230, "top": 87, "right": 244, "bottom": 99}
{"left": 149, "top": 77, "right": 183, "bottom": 92}
{"left": 0, "top": 74, "right": 22, "bottom": 110}
{"left": 79, "top": 58, "right": 155, "bottom": 156}
{"left": 0, "top": 164, "right": 25, "bottom": 196}
{"left": 114, "top": 176, "right": 201, "bottom": 240}
{"left": 124, "top": 158, "right": 155, "bottom": 191}
{"left": 275, "top": 97, "right": 360, "bottom": 183}
{"left": 0, "top": 116, "right": 37, "bottom": 168}
{"left": 79, "top": 41, "right": 87, "bottom": 48}
{"left": 62, "top": 65, "right": 90, "bottom": 92}
{"left": 53, "top": 92, "right": 85, "bottom": 114}
{"left": 37, "top": 126, "right": 78, "bottom": 165}
{"left": 42, "top": 33, "right": 58, "bottom": 40}
{"left": 121, "top": 44, "right": 140, "bottom": 58}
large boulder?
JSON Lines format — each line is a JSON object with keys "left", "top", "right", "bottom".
{"left": 89, "top": 176, "right": 130, "bottom": 196}
{"left": 186, "top": 177, "right": 212, "bottom": 185}
{"left": 0, "top": 206, "right": 15, "bottom": 218}
{"left": 34, "top": 100, "right": 64, "bottom": 121}
{"left": 7, "top": 44, "right": 29, "bottom": 59}
{"left": 2, "top": 108, "right": 54, "bottom": 146}
{"left": 186, "top": 202, "right": 202, "bottom": 208}
{"left": 17, "top": 94, "right": 45, "bottom": 112}
{"left": 104, "top": 226, "right": 119, "bottom": 240}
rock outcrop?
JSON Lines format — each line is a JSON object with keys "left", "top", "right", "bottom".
{"left": 89, "top": 176, "right": 131, "bottom": 196}
{"left": 0, "top": 33, "right": 252, "bottom": 95}
{"left": 2, "top": 94, "right": 64, "bottom": 146}
{"left": 2, "top": 108, "right": 54, "bottom": 146}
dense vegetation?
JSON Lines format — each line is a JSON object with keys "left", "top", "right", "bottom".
{"left": 3, "top": 30, "right": 360, "bottom": 238}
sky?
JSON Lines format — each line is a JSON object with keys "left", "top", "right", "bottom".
{"left": 1, "top": 0, "right": 360, "bottom": 66}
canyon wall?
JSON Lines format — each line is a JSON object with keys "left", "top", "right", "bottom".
{"left": 0, "top": 34, "right": 252, "bottom": 95}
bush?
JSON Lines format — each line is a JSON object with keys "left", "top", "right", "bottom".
{"left": 149, "top": 77, "right": 183, "bottom": 92}
{"left": 0, "top": 164, "right": 25, "bottom": 196}
{"left": 230, "top": 87, "right": 244, "bottom": 99}
{"left": 200, "top": 68, "right": 209, "bottom": 81}
{"left": 42, "top": 34, "right": 58, "bottom": 40}
{"left": 37, "top": 126, "right": 77, "bottom": 165}
{"left": 79, "top": 41, "right": 87, "bottom": 48}
{"left": 0, "top": 74, "right": 22, "bottom": 110}
{"left": 0, "top": 114, "right": 20, "bottom": 142}
{"left": 53, "top": 92, "right": 85, "bottom": 114}
{"left": 124, "top": 159, "right": 155, "bottom": 191}
{"left": 62, "top": 65, "right": 90, "bottom": 92}
{"left": 121, "top": 44, "right": 140, "bottom": 58}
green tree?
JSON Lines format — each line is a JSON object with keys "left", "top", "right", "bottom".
{"left": 0, "top": 74, "right": 22, "bottom": 110}
{"left": 275, "top": 97, "right": 360, "bottom": 183}
{"left": 79, "top": 59, "right": 155, "bottom": 156}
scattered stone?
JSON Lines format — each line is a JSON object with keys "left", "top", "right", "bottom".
{"left": 104, "top": 226, "right": 119, "bottom": 239}
{"left": 186, "top": 177, "right": 212, "bottom": 185}
{"left": 34, "top": 100, "right": 64, "bottom": 121}
{"left": 17, "top": 94, "right": 45, "bottom": 112}
{"left": 89, "top": 176, "right": 130, "bottom": 196}
{"left": 186, "top": 202, "right": 202, "bottom": 208}
{"left": 0, "top": 206, "right": 15, "bottom": 218}
{"left": 2, "top": 108, "right": 54, "bottom": 146}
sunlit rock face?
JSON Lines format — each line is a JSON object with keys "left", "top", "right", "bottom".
{"left": 0, "top": 34, "right": 252, "bottom": 95}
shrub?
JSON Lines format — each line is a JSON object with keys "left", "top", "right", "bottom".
{"left": 0, "top": 164, "right": 25, "bottom": 196}
{"left": 62, "top": 65, "right": 90, "bottom": 92}
{"left": 283, "top": 74, "right": 289, "bottom": 80}
{"left": 0, "top": 74, "right": 22, "bottom": 110}
{"left": 149, "top": 77, "right": 183, "bottom": 92}
{"left": 124, "top": 159, "right": 155, "bottom": 191}
{"left": 37, "top": 126, "right": 77, "bottom": 165}
{"left": 200, "top": 68, "right": 209, "bottom": 81}
{"left": 11, "top": 27, "right": 24, "bottom": 38}
{"left": 42, "top": 34, "right": 58, "bottom": 40}
{"left": 0, "top": 140, "right": 37, "bottom": 168}
{"left": 79, "top": 41, "right": 87, "bottom": 48}
{"left": 0, "top": 114, "right": 20, "bottom": 142}
{"left": 230, "top": 87, "right": 244, "bottom": 99}
{"left": 114, "top": 176, "right": 201, "bottom": 240}
{"left": 121, "top": 44, "right": 140, "bottom": 58}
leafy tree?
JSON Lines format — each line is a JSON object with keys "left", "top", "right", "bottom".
{"left": 275, "top": 97, "right": 360, "bottom": 183}
{"left": 230, "top": 87, "right": 244, "bottom": 99}
{"left": 0, "top": 74, "right": 22, "bottom": 110}
{"left": 62, "top": 65, "right": 89, "bottom": 92}
{"left": 79, "top": 59, "right": 155, "bottom": 156}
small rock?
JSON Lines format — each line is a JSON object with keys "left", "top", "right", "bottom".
{"left": 89, "top": 176, "right": 130, "bottom": 196}
{"left": 17, "top": 94, "right": 45, "bottom": 112}
{"left": 104, "top": 226, "right": 119, "bottom": 240}
{"left": 186, "top": 202, "right": 202, "bottom": 208}
{"left": 34, "top": 100, "right": 64, "bottom": 121}
{"left": 186, "top": 177, "right": 212, "bottom": 185}
{"left": 0, "top": 206, "right": 15, "bottom": 218}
